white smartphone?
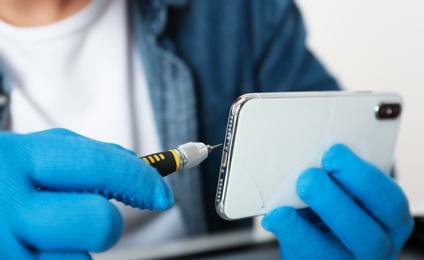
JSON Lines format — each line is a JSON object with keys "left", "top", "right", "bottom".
{"left": 215, "top": 91, "right": 403, "bottom": 220}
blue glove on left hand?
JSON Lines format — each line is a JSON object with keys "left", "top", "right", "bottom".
{"left": 262, "top": 144, "right": 414, "bottom": 259}
{"left": 0, "top": 128, "right": 173, "bottom": 259}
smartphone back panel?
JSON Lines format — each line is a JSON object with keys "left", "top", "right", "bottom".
{"left": 216, "top": 92, "right": 403, "bottom": 220}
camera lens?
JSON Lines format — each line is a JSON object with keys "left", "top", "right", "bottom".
{"left": 376, "top": 103, "right": 401, "bottom": 119}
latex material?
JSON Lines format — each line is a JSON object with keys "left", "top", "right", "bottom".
{"left": 262, "top": 144, "right": 413, "bottom": 259}
{"left": 0, "top": 128, "right": 173, "bottom": 259}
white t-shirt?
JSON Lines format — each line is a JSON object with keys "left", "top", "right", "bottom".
{"left": 0, "top": 0, "right": 186, "bottom": 250}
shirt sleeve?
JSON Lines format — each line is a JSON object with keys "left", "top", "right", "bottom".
{"left": 250, "top": 0, "right": 341, "bottom": 92}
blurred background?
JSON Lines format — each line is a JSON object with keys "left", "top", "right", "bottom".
{"left": 296, "top": 0, "right": 424, "bottom": 216}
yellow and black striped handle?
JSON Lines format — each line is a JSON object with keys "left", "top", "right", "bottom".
{"left": 140, "top": 142, "right": 220, "bottom": 177}
{"left": 140, "top": 150, "right": 181, "bottom": 177}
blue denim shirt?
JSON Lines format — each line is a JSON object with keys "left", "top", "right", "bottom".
{"left": 0, "top": 0, "right": 340, "bottom": 236}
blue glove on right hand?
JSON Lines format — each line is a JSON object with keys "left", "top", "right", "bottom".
{"left": 262, "top": 144, "right": 414, "bottom": 259}
{"left": 0, "top": 128, "right": 173, "bottom": 259}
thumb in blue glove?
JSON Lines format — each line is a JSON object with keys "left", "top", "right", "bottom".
{"left": 0, "top": 128, "right": 174, "bottom": 259}
{"left": 262, "top": 144, "right": 414, "bottom": 259}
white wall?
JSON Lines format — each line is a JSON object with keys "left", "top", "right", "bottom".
{"left": 296, "top": 0, "right": 424, "bottom": 215}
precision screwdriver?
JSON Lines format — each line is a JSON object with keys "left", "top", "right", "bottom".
{"left": 140, "top": 142, "right": 222, "bottom": 177}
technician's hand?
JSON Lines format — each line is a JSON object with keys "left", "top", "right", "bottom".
{"left": 262, "top": 144, "right": 414, "bottom": 259}
{"left": 0, "top": 128, "right": 173, "bottom": 259}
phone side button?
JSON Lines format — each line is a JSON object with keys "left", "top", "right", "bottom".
{"left": 221, "top": 150, "right": 228, "bottom": 168}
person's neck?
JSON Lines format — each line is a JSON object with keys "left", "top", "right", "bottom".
{"left": 0, "top": 0, "right": 92, "bottom": 27}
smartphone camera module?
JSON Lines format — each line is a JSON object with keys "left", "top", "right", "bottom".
{"left": 376, "top": 103, "right": 401, "bottom": 119}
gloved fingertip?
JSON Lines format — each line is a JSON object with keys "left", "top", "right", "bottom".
{"left": 296, "top": 168, "right": 325, "bottom": 200}
{"left": 329, "top": 143, "right": 351, "bottom": 154}
{"left": 322, "top": 144, "right": 352, "bottom": 170}
{"left": 152, "top": 184, "right": 174, "bottom": 210}
{"left": 157, "top": 196, "right": 174, "bottom": 210}
{"left": 94, "top": 204, "right": 124, "bottom": 252}
{"left": 399, "top": 217, "right": 414, "bottom": 239}
{"left": 262, "top": 207, "right": 296, "bottom": 231}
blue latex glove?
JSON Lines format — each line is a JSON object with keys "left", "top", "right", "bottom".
{"left": 262, "top": 144, "right": 414, "bottom": 259}
{"left": 0, "top": 128, "right": 173, "bottom": 259}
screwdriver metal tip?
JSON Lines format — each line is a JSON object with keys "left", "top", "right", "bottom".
{"left": 211, "top": 143, "right": 223, "bottom": 149}
{"left": 207, "top": 143, "right": 223, "bottom": 153}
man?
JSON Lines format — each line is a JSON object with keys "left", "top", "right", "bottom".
{"left": 0, "top": 0, "right": 413, "bottom": 259}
